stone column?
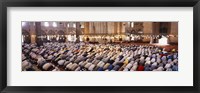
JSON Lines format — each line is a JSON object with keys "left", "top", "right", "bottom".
{"left": 170, "top": 22, "right": 178, "bottom": 35}
{"left": 29, "top": 22, "right": 36, "bottom": 44}
{"left": 76, "top": 22, "right": 81, "bottom": 43}
{"left": 104, "top": 22, "right": 107, "bottom": 34}
{"left": 84, "top": 22, "right": 89, "bottom": 35}
{"left": 65, "top": 22, "right": 69, "bottom": 42}
{"left": 143, "top": 22, "right": 153, "bottom": 34}
{"left": 121, "top": 22, "right": 126, "bottom": 34}
{"left": 143, "top": 22, "right": 153, "bottom": 43}
{"left": 169, "top": 22, "right": 178, "bottom": 44}
{"left": 107, "top": 22, "right": 115, "bottom": 34}
{"left": 35, "top": 22, "right": 43, "bottom": 46}
{"left": 152, "top": 22, "right": 160, "bottom": 35}
{"left": 114, "top": 22, "right": 118, "bottom": 34}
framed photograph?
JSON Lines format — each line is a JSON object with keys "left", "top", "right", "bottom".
{"left": 0, "top": 0, "right": 200, "bottom": 93}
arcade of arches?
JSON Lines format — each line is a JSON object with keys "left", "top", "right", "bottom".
{"left": 22, "top": 22, "right": 178, "bottom": 46}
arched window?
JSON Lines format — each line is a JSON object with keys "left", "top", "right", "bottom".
{"left": 73, "top": 23, "right": 76, "bottom": 28}
{"left": 22, "top": 22, "right": 26, "bottom": 27}
{"left": 44, "top": 22, "right": 49, "bottom": 27}
{"left": 53, "top": 22, "right": 57, "bottom": 27}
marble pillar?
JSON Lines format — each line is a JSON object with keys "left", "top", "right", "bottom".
{"left": 35, "top": 22, "right": 43, "bottom": 46}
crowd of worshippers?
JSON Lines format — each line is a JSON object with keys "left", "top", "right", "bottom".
{"left": 22, "top": 42, "right": 178, "bottom": 71}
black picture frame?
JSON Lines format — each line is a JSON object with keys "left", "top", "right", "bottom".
{"left": 0, "top": 0, "right": 200, "bottom": 93}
